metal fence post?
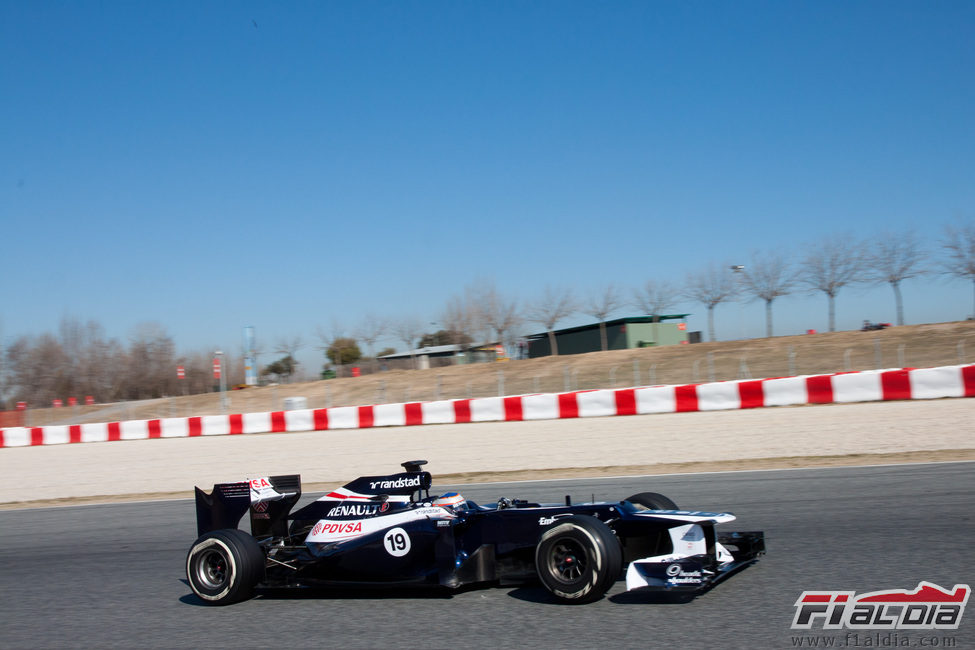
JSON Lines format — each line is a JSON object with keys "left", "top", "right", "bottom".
{"left": 563, "top": 365, "right": 571, "bottom": 392}
{"left": 844, "top": 349, "right": 852, "bottom": 371}
{"left": 874, "top": 338, "right": 883, "bottom": 369}
{"left": 649, "top": 364, "right": 656, "bottom": 386}
{"left": 738, "top": 357, "right": 751, "bottom": 379}
{"left": 788, "top": 346, "right": 796, "bottom": 376}
{"left": 633, "top": 359, "right": 640, "bottom": 387}
{"left": 959, "top": 340, "right": 965, "bottom": 364}
{"left": 497, "top": 370, "right": 505, "bottom": 397}
{"left": 707, "top": 352, "right": 716, "bottom": 382}
{"left": 897, "top": 344, "right": 905, "bottom": 368}
{"left": 692, "top": 359, "right": 701, "bottom": 383}
{"left": 609, "top": 366, "right": 618, "bottom": 388}
{"left": 436, "top": 375, "right": 442, "bottom": 401}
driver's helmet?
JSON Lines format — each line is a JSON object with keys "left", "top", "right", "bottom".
{"left": 432, "top": 492, "right": 466, "bottom": 511}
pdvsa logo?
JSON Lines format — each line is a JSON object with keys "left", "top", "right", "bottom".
{"left": 792, "top": 582, "right": 970, "bottom": 630}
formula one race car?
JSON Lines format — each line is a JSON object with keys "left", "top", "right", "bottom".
{"left": 186, "top": 461, "right": 764, "bottom": 605}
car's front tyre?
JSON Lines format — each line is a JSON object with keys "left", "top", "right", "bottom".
{"left": 534, "top": 515, "right": 622, "bottom": 604}
{"left": 625, "top": 491, "right": 679, "bottom": 511}
{"left": 186, "top": 529, "right": 264, "bottom": 605}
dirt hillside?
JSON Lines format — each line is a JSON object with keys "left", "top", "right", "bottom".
{"left": 24, "top": 320, "right": 975, "bottom": 426}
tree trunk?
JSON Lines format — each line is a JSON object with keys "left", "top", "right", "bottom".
{"left": 765, "top": 299, "right": 774, "bottom": 338}
{"left": 828, "top": 292, "right": 836, "bottom": 332}
{"left": 547, "top": 330, "right": 559, "bottom": 356}
{"left": 891, "top": 280, "right": 904, "bottom": 326}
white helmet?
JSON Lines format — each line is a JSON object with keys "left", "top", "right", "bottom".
{"left": 432, "top": 492, "right": 465, "bottom": 510}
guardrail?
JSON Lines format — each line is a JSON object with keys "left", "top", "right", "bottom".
{"left": 2, "top": 364, "right": 972, "bottom": 448}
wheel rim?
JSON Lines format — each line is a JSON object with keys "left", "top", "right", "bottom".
{"left": 548, "top": 538, "right": 586, "bottom": 583}
{"left": 195, "top": 548, "right": 229, "bottom": 589}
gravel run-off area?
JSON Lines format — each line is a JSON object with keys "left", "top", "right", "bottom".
{"left": 1, "top": 397, "right": 972, "bottom": 508}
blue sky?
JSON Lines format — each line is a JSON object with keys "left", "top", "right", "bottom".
{"left": 2, "top": 1, "right": 973, "bottom": 372}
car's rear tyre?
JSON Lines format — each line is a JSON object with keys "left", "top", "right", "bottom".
{"left": 625, "top": 492, "right": 679, "bottom": 511}
{"left": 186, "top": 529, "right": 264, "bottom": 605}
{"left": 535, "top": 515, "right": 623, "bottom": 604}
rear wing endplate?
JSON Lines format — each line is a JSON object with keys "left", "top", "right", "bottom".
{"left": 194, "top": 474, "right": 302, "bottom": 538}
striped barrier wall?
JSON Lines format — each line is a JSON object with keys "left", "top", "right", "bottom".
{"left": 1, "top": 364, "right": 973, "bottom": 448}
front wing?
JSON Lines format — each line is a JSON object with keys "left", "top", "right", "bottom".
{"left": 625, "top": 525, "right": 765, "bottom": 592}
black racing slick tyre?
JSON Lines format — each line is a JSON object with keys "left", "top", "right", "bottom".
{"left": 186, "top": 529, "right": 264, "bottom": 605}
{"left": 534, "top": 515, "right": 623, "bottom": 604}
{"left": 625, "top": 492, "right": 678, "bottom": 511}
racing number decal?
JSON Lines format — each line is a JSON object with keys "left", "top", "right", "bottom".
{"left": 383, "top": 527, "right": 411, "bottom": 557}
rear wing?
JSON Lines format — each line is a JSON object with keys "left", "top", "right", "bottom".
{"left": 194, "top": 474, "right": 302, "bottom": 538}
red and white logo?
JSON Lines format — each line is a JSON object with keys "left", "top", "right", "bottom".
{"left": 792, "top": 582, "right": 970, "bottom": 630}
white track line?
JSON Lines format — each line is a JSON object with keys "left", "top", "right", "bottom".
{"left": 6, "top": 459, "right": 973, "bottom": 512}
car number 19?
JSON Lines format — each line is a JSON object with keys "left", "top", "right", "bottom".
{"left": 383, "top": 527, "right": 411, "bottom": 557}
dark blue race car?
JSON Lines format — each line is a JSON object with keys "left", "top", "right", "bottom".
{"left": 186, "top": 461, "right": 764, "bottom": 605}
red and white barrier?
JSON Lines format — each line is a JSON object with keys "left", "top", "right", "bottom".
{"left": 2, "top": 364, "right": 973, "bottom": 448}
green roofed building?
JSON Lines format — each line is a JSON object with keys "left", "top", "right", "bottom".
{"left": 526, "top": 315, "right": 692, "bottom": 358}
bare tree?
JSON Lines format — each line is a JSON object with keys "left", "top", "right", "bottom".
{"left": 583, "top": 285, "right": 622, "bottom": 352}
{"left": 274, "top": 335, "right": 304, "bottom": 359}
{"left": 441, "top": 288, "right": 485, "bottom": 348}
{"left": 741, "top": 252, "right": 796, "bottom": 337}
{"left": 184, "top": 349, "right": 221, "bottom": 395}
{"left": 683, "top": 264, "right": 737, "bottom": 342}
{"left": 632, "top": 279, "right": 679, "bottom": 345}
{"left": 478, "top": 282, "right": 521, "bottom": 351}
{"left": 355, "top": 314, "right": 387, "bottom": 371}
{"left": 356, "top": 315, "right": 385, "bottom": 356}
{"left": 273, "top": 335, "right": 304, "bottom": 382}
{"left": 124, "top": 322, "right": 177, "bottom": 399}
{"left": 526, "top": 287, "right": 576, "bottom": 356}
{"left": 4, "top": 334, "right": 67, "bottom": 405}
{"left": 863, "top": 231, "right": 926, "bottom": 326}
{"left": 799, "top": 234, "right": 865, "bottom": 332}
{"left": 4, "top": 319, "right": 154, "bottom": 405}
{"left": 391, "top": 316, "right": 424, "bottom": 368}
{"left": 315, "top": 321, "right": 347, "bottom": 376}
{"left": 941, "top": 221, "right": 975, "bottom": 319}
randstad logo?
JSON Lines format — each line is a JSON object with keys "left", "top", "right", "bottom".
{"left": 369, "top": 476, "right": 421, "bottom": 490}
{"left": 792, "top": 582, "right": 970, "bottom": 630}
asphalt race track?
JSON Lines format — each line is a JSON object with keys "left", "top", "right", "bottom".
{"left": 1, "top": 462, "right": 972, "bottom": 649}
